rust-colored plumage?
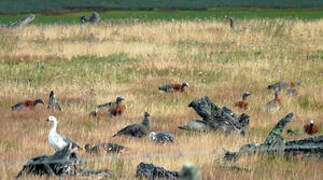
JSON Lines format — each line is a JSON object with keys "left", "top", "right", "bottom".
{"left": 158, "top": 82, "right": 189, "bottom": 93}
{"left": 89, "top": 108, "right": 104, "bottom": 119}
{"left": 304, "top": 121, "right": 318, "bottom": 135}
{"left": 234, "top": 92, "right": 251, "bottom": 110}
{"left": 108, "top": 96, "right": 126, "bottom": 117}
{"left": 11, "top": 99, "right": 44, "bottom": 111}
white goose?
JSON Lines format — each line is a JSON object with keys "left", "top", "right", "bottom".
{"left": 47, "top": 116, "right": 81, "bottom": 151}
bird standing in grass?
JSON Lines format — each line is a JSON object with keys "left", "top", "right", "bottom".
{"left": 47, "top": 116, "right": 81, "bottom": 151}
{"left": 11, "top": 99, "right": 44, "bottom": 111}
{"left": 234, "top": 92, "right": 251, "bottom": 110}
{"left": 158, "top": 82, "right": 189, "bottom": 93}
{"left": 108, "top": 96, "right": 126, "bottom": 117}
{"left": 112, "top": 112, "right": 150, "bottom": 138}
{"left": 304, "top": 120, "right": 318, "bottom": 135}
{"left": 149, "top": 131, "right": 174, "bottom": 143}
{"left": 48, "top": 90, "right": 62, "bottom": 111}
{"left": 265, "top": 89, "right": 281, "bottom": 112}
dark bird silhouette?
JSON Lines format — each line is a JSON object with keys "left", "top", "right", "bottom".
{"left": 265, "top": 88, "right": 281, "bottom": 112}
{"left": 108, "top": 96, "right": 126, "bottom": 117}
{"left": 149, "top": 131, "right": 174, "bottom": 143}
{"left": 158, "top": 82, "right": 189, "bottom": 93}
{"left": 112, "top": 112, "right": 150, "bottom": 138}
{"left": 229, "top": 17, "right": 234, "bottom": 29}
{"left": 11, "top": 99, "right": 44, "bottom": 111}
{"left": 48, "top": 91, "right": 62, "bottom": 111}
{"left": 234, "top": 92, "right": 251, "bottom": 110}
{"left": 304, "top": 120, "right": 318, "bottom": 135}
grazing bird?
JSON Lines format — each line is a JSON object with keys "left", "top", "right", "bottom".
{"left": 304, "top": 120, "right": 319, "bottom": 135}
{"left": 158, "top": 82, "right": 189, "bottom": 93}
{"left": 267, "top": 80, "right": 301, "bottom": 91}
{"left": 234, "top": 92, "right": 251, "bottom": 110}
{"left": 108, "top": 96, "right": 126, "bottom": 117}
{"left": 229, "top": 17, "right": 234, "bottom": 29}
{"left": 47, "top": 116, "right": 81, "bottom": 151}
{"left": 265, "top": 89, "right": 281, "bottom": 112}
{"left": 149, "top": 131, "right": 174, "bottom": 143}
{"left": 48, "top": 90, "right": 62, "bottom": 111}
{"left": 112, "top": 112, "right": 150, "bottom": 138}
{"left": 89, "top": 107, "right": 104, "bottom": 119}
{"left": 11, "top": 99, "right": 44, "bottom": 111}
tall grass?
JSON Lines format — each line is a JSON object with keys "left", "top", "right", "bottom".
{"left": 0, "top": 18, "right": 322, "bottom": 179}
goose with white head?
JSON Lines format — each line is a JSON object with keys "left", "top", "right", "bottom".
{"left": 47, "top": 116, "right": 81, "bottom": 151}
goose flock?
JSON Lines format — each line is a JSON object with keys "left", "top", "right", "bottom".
{"left": 10, "top": 78, "right": 319, "bottom": 155}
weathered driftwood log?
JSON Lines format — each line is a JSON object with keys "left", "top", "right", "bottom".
{"left": 136, "top": 162, "right": 179, "bottom": 180}
{"left": 16, "top": 144, "right": 112, "bottom": 178}
{"left": 9, "top": 14, "right": 35, "bottom": 27}
{"left": 224, "top": 113, "right": 323, "bottom": 161}
{"left": 180, "top": 96, "right": 250, "bottom": 135}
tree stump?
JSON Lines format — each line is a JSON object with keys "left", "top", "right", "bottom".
{"left": 16, "top": 144, "right": 112, "bottom": 178}
{"left": 183, "top": 96, "right": 250, "bottom": 136}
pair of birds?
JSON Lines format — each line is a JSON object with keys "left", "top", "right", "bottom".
{"left": 234, "top": 91, "right": 279, "bottom": 111}
{"left": 11, "top": 91, "right": 61, "bottom": 111}
{"left": 89, "top": 96, "right": 126, "bottom": 119}
{"left": 112, "top": 112, "right": 174, "bottom": 143}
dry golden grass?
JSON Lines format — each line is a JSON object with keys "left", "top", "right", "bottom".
{"left": 0, "top": 19, "right": 322, "bottom": 179}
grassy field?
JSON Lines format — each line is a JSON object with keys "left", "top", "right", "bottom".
{"left": 1, "top": 9, "right": 323, "bottom": 25}
{"left": 1, "top": 0, "right": 323, "bottom": 14}
{"left": 0, "top": 13, "right": 323, "bottom": 179}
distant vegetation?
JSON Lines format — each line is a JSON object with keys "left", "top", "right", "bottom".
{"left": 0, "top": 0, "right": 322, "bottom": 14}
{"left": 0, "top": 9, "right": 323, "bottom": 25}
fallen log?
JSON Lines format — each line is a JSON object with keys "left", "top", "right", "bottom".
{"left": 180, "top": 96, "right": 250, "bottom": 136}
{"left": 9, "top": 14, "right": 35, "bottom": 27}
{"left": 224, "top": 113, "right": 323, "bottom": 161}
{"left": 16, "top": 143, "right": 112, "bottom": 178}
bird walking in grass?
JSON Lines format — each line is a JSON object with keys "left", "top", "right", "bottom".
{"left": 304, "top": 120, "right": 318, "bottom": 135}
{"left": 234, "top": 92, "right": 251, "bottom": 110}
{"left": 47, "top": 116, "right": 81, "bottom": 151}
{"left": 158, "top": 82, "right": 189, "bottom": 93}
{"left": 112, "top": 112, "right": 150, "bottom": 138}
{"left": 11, "top": 98, "right": 44, "bottom": 111}
{"left": 149, "top": 131, "right": 174, "bottom": 143}
{"left": 48, "top": 90, "right": 62, "bottom": 111}
{"left": 265, "top": 89, "right": 281, "bottom": 112}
